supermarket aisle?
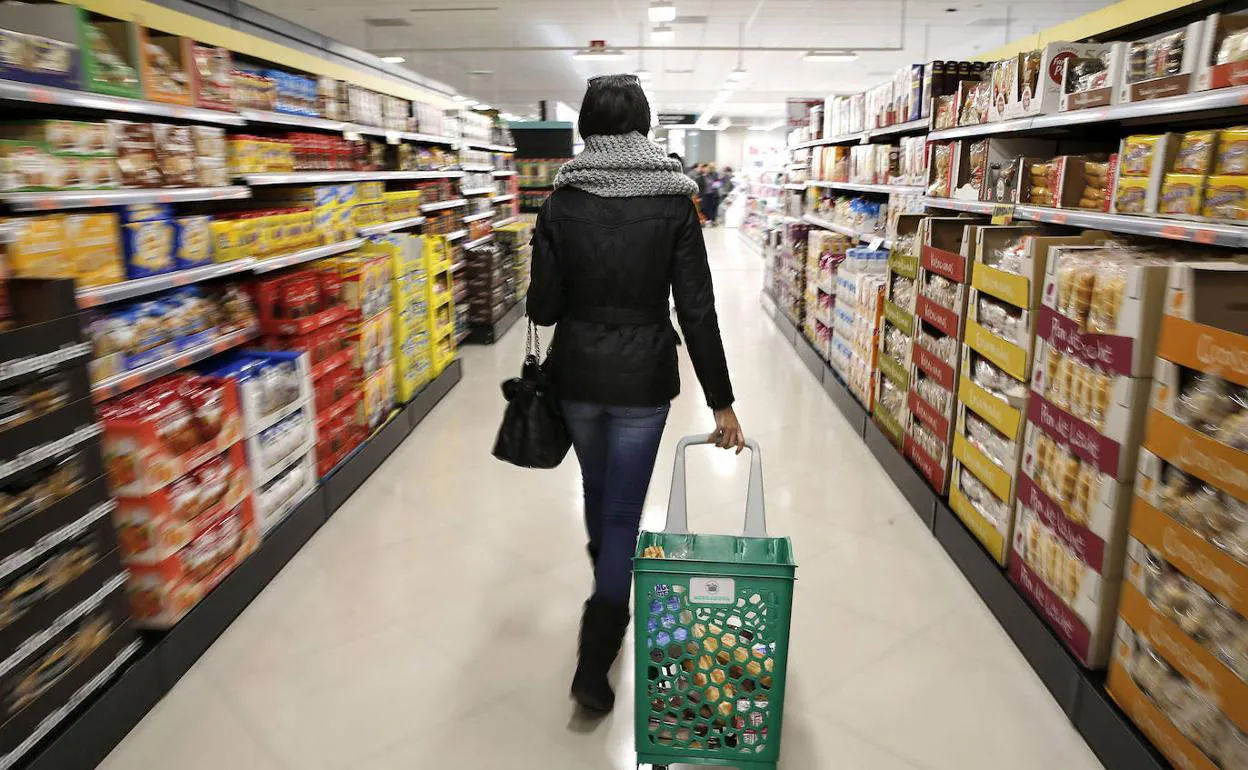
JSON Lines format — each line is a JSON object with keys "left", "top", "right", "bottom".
{"left": 99, "top": 228, "right": 1107, "bottom": 770}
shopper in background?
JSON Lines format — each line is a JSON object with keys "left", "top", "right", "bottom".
{"left": 528, "top": 73, "right": 743, "bottom": 715}
{"left": 667, "top": 151, "right": 685, "bottom": 171}
{"left": 701, "top": 163, "right": 721, "bottom": 225}
{"left": 721, "top": 165, "right": 735, "bottom": 196}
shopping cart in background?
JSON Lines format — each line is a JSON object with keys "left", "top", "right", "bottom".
{"left": 633, "top": 436, "right": 797, "bottom": 770}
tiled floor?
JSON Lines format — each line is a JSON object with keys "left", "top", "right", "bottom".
{"left": 99, "top": 227, "right": 1108, "bottom": 770}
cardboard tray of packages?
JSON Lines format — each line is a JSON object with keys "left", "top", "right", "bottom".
{"left": 1117, "top": 21, "right": 1205, "bottom": 103}
{"left": 1196, "top": 12, "right": 1248, "bottom": 91}
{"left": 952, "top": 139, "right": 1057, "bottom": 201}
{"left": 1025, "top": 374, "right": 1151, "bottom": 481}
{"left": 1059, "top": 43, "right": 1126, "bottom": 111}
{"left": 949, "top": 456, "right": 1013, "bottom": 565}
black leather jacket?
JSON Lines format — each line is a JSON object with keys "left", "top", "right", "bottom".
{"left": 526, "top": 187, "right": 734, "bottom": 410}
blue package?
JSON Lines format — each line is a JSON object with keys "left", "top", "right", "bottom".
{"left": 122, "top": 220, "right": 175, "bottom": 279}
{"left": 173, "top": 216, "right": 213, "bottom": 270}
{"left": 124, "top": 302, "right": 176, "bottom": 370}
{"left": 118, "top": 203, "right": 172, "bottom": 224}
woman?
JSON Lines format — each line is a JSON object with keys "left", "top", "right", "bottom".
{"left": 527, "top": 74, "right": 744, "bottom": 714}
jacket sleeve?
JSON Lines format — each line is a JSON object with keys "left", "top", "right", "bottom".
{"left": 671, "top": 197, "right": 735, "bottom": 410}
{"left": 525, "top": 201, "right": 563, "bottom": 326}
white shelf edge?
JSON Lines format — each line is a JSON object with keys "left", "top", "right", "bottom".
{"left": 492, "top": 194, "right": 517, "bottom": 203}
{"left": 91, "top": 325, "right": 259, "bottom": 400}
{"left": 445, "top": 230, "right": 468, "bottom": 240}
{"left": 77, "top": 258, "right": 258, "bottom": 308}
{"left": 460, "top": 187, "right": 495, "bottom": 196}
{"left": 463, "top": 234, "right": 493, "bottom": 249}
{"left": 237, "top": 108, "right": 345, "bottom": 131}
{"left": 357, "top": 216, "right": 427, "bottom": 236}
{"left": 461, "top": 211, "right": 494, "bottom": 223}
{"left": 493, "top": 216, "right": 518, "bottom": 227}
{"left": 492, "top": 169, "right": 518, "bottom": 177}
{"left": 252, "top": 238, "right": 364, "bottom": 273}
{"left": 2, "top": 186, "right": 251, "bottom": 211}
{"left": 420, "top": 198, "right": 469, "bottom": 213}
{"left": 460, "top": 164, "right": 495, "bottom": 172}
{"left": 0, "top": 79, "right": 244, "bottom": 125}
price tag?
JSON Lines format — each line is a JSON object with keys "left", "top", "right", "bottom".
{"left": 385, "top": 131, "right": 401, "bottom": 145}
{"left": 991, "top": 203, "right": 1014, "bottom": 225}
{"left": 343, "top": 129, "right": 362, "bottom": 142}
{"left": 29, "top": 87, "right": 51, "bottom": 104}
{"left": 1159, "top": 224, "right": 1189, "bottom": 240}
{"left": 1194, "top": 228, "right": 1217, "bottom": 245}
{"left": 868, "top": 236, "right": 884, "bottom": 250}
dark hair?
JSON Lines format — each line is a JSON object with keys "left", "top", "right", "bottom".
{"left": 578, "top": 74, "right": 651, "bottom": 138}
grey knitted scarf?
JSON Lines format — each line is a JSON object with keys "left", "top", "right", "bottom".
{"left": 554, "top": 131, "right": 698, "bottom": 198}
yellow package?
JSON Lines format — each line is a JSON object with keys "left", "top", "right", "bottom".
{"left": 1203, "top": 175, "right": 1247, "bottom": 220}
{"left": 1114, "top": 176, "right": 1152, "bottom": 214}
{"left": 1120, "top": 135, "right": 1161, "bottom": 176}
{"left": 1158, "top": 173, "right": 1205, "bottom": 216}
{"left": 210, "top": 220, "right": 239, "bottom": 263}
{"left": 1215, "top": 127, "right": 1248, "bottom": 175}
{"left": 4, "top": 215, "right": 68, "bottom": 279}
{"left": 357, "top": 182, "right": 384, "bottom": 203}
{"left": 66, "top": 213, "right": 122, "bottom": 287}
{"left": 1174, "top": 130, "right": 1217, "bottom": 175}
{"left": 423, "top": 235, "right": 449, "bottom": 271}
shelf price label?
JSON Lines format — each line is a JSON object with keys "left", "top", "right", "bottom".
{"left": 990, "top": 204, "right": 1014, "bottom": 225}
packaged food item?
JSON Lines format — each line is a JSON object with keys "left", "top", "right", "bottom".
{"left": 959, "top": 465, "right": 1008, "bottom": 526}
{"left": 1215, "top": 127, "right": 1248, "bottom": 175}
{"left": 0, "top": 450, "right": 89, "bottom": 533}
{"left": 1114, "top": 176, "right": 1151, "bottom": 214}
{"left": 122, "top": 219, "right": 175, "bottom": 278}
{"left": 173, "top": 215, "right": 211, "bottom": 269}
{"left": 1121, "top": 135, "right": 1162, "bottom": 176}
{"left": 0, "top": 371, "right": 76, "bottom": 433}
{"left": 110, "top": 120, "right": 161, "bottom": 188}
{"left": 966, "top": 410, "right": 1014, "bottom": 469}
{"left": 927, "top": 143, "right": 952, "bottom": 197}
{"left": 976, "top": 293, "right": 1026, "bottom": 346}
{"left": 84, "top": 21, "right": 138, "bottom": 94}
{"left": 0, "top": 512, "right": 103, "bottom": 633}
{"left": 1174, "top": 130, "right": 1218, "bottom": 174}
{"left": 211, "top": 351, "right": 304, "bottom": 423}
{"left": 5, "top": 610, "right": 116, "bottom": 712}
{"left": 140, "top": 34, "right": 190, "bottom": 102}
{"left": 0, "top": 140, "right": 58, "bottom": 191}
{"left": 1203, "top": 175, "right": 1248, "bottom": 220}
{"left": 971, "top": 352, "right": 1027, "bottom": 403}
{"left": 250, "top": 408, "right": 311, "bottom": 474}
{"left": 3, "top": 214, "right": 68, "bottom": 279}
{"left": 1157, "top": 173, "right": 1204, "bottom": 215}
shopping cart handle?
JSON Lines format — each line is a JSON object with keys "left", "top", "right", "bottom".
{"left": 664, "top": 434, "right": 766, "bottom": 538}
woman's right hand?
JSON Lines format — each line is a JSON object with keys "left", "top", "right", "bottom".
{"left": 711, "top": 407, "right": 746, "bottom": 454}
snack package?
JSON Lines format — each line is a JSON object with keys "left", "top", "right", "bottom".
{"left": 122, "top": 219, "right": 175, "bottom": 278}
{"left": 1204, "top": 176, "right": 1248, "bottom": 220}
{"left": 173, "top": 216, "right": 211, "bottom": 270}
{"left": 1175, "top": 130, "right": 1218, "bottom": 174}
{"left": 1215, "top": 127, "right": 1248, "bottom": 175}
{"left": 1121, "top": 134, "right": 1162, "bottom": 176}
{"left": 1158, "top": 174, "right": 1204, "bottom": 216}
{"left": 1114, "top": 176, "right": 1151, "bottom": 213}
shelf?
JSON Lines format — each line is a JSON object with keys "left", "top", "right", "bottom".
{"left": 463, "top": 234, "right": 493, "bottom": 249}
{"left": 790, "top": 117, "right": 932, "bottom": 150}
{"left": 460, "top": 187, "right": 495, "bottom": 196}
{"left": 0, "top": 78, "right": 243, "bottom": 125}
{"left": 460, "top": 211, "right": 494, "bottom": 224}
{"left": 1, "top": 186, "right": 250, "bottom": 212}
{"left": 357, "top": 216, "right": 427, "bottom": 236}
{"left": 808, "top": 180, "right": 925, "bottom": 195}
{"left": 461, "top": 139, "right": 516, "bottom": 153}
{"left": 928, "top": 85, "right": 1248, "bottom": 141}
{"left": 236, "top": 108, "right": 345, "bottom": 131}
{"left": 492, "top": 193, "right": 517, "bottom": 203}
{"left": 91, "top": 325, "right": 258, "bottom": 401}
{"left": 397, "top": 131, "right": 458, "bottom": 145}
{"left": 445, "top": 229, "right": 468, "bottom": 240}
{"left": 77, "top": 259, "right": 258, "bottom": 308}
{"left": 783, "top": 183, "right": 807, "bottom": 190}
{"left": 252, "top": 238, "right": 364, "bottom": 273}
{"left": 801, "top": 214, "right": 892, "bottom": 248}
{"left": 242, "top": 170, "right": 462, "bottom": 185}
{"left": 869, "top": 117, "right": 931, "bottom": 138}
{"left": 460, "top": 163, "right": 494, "bottom": 172}
{"left": 924, "top": 198, "right": 1248, "bottom": 247}
{"left": 492, "top": 216, "right": 518, "bottom": 228}
{"left": 492, "top": 169, "right": 517, "bottom": 177}
{"left": 420, "top": 199, "right": 468, "bottom": 213}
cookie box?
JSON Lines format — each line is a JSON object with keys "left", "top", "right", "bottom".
{"left": 1060, "top": 43, "right": 1126, "bottom": 111}
{"left": 171, "top": 216, "right": 211, "bottom": 270}
{"left": 138, "top": 28, "right": 192, "bottom": 106}
{"left": 1111, "top": 133, "right": 1182, "bottom": 214}
{"left": 0, "top": 4, "right": 81, "bottom": 91}
{"left": 1037, "top": 248, "right": 1170, "bottom": 378}
{"left": 123, "top": 496, "right": 259, "bottom": 629}
{"left": 3, "top": 214, "right": 67, "bottom": 280}
{"left": 65, "top": 213, "right": 123, "bottom": 289}
{"left": 254, "top": 451, "right": 314, "bottom": 534}
{"left": 189, "top": 44, "right": 233, "bottom": 111}
{"left": 79, "top": 15, "right": 142, "bottom": 99}
{"left": 345, "top": 310, "right": 394, "bottom": 377}
{"left": 111, "top": 443, "right": 250, "bottom": 564}
{"left": 1010, "top": 503, "right": 1123, "bottom": 666}
{"left": 122, "top": 219, "right": 175, "bottom": 279}
{"left": 1117, "top": 20, "right": 1205, "bottom": 103}
{"left": 211, "top": 350, "right": 312, "bottom": 437}
{"left": 360, "top": 362, "right": 395, "bottom": 430}
{"left": 245, "top": 404, "right": 314, "bottom": 487}
{"left": 99, "top": 375, "right": 243, "bottom": 497}
{"left": 988, "top": 42, "right": 1111, "bottom": 119}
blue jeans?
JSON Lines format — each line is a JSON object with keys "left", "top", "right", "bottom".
{"left": 561, "top": 401, "right": 670, "bottom": 604}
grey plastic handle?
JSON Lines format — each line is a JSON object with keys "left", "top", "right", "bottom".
{"left": 664, "top": 434, "right": 767, "bottom": 537}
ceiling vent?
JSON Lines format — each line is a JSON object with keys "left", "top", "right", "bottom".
{"left": 364, "top": 18, "right": 411, "bottom": 27}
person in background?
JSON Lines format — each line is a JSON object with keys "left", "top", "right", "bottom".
{"left": 701, "top": 163, "right": 721, "bottom": 225}
{"left": 720, "top": 165, "right": 735, "bottom": 196}
{"left": 527, "top": 74, "right": 744, "bottom": 715}
{"left": 667, "top": 152, "right": 685, "bottom": 171}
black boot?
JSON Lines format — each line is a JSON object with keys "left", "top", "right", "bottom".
{"left": 571, "top": 598, "right": 630, "bottom": 713}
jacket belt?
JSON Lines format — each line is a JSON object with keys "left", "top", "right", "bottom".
{"left": 565, "top": 304, "right": 671, "bottom": 325}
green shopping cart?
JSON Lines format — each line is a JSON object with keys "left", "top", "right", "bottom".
{"left": 633, "top": 435, "right": 796, "bottom": 770}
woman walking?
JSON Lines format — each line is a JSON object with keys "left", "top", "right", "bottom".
{"left": 526, "top": 74, "right": 744, "bottom": 714}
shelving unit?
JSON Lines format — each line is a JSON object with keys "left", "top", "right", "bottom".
{"left": 808, "top": 181, "right": 925, "bottom": 196}
{"left": 252, "top": 238, "right": 365, "bottom": 273}
{"left": 242, "top": 170, "right": 462, "bottom": 185}
{"left": 77, "top": 259, "right": 258, "bottom": 308}
{"left": 420, "top": 199, "right": 468, "bottom": 213}
{"left": 357, "top": 216, "right": 427, "bottom": 236}
{"left": 1, "top": 186, "right": 251, "bottom": 211}
{"left": 90, "top": 326, "right": 258, "bottom": 402}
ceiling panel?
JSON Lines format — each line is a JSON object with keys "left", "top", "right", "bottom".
{"left": 247, "top": 0, "right": 1114, "bottom": 120}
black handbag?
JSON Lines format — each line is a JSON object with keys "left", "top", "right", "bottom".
{"left": 492, "top": 320, "right": 571, "bottom": 468}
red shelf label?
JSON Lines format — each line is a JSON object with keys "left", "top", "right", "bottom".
{"left": 1008, "top": 555, "right": 1092, "bottom": 662}
{"left": 1028, "top": 393, "right": 1123, "bottom": 477}
{"left": 921, "top": 245, "right": 966, "bottom": 283}
{"left": 915, "top": 295, "right": 961, "bottom": 339}
{"left": 908, "top": 388, "right": 951, "bottom": 439}
{"left": 1016, "top": 472, "right": 1107, "bottom": 571}
{"left": 1035, "top": 305, "right": 1136, "bottom": 377}
{"left": 904, "top": 433, "right": 948, "bottom": 494}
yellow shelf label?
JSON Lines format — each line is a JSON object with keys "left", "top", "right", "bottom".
{"left": 958, "top": 375, "right": 1023, "bottom": 439}
{"left": 953, "top": 433, "right": 1015, "bottom": 503}
{"left": 949, "top": 483, "right": 1008, "bottom": 564}
{"left": 965, "top": 320, "right": 1029, "bottom": 382}
{"left": 972, "top": 263, "right": 1030, "bottom": 309}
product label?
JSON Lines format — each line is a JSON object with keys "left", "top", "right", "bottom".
{"left": 949, "top": 482, "right": 1008, "bottom": 564}
{"left": 909, "top": 388, "right": 951, "bottom": 438}
{"left": 888, "top": 251, "right": 918, "bottom": 280}
{"left": 953, "top": 433, "right": 1014, "bottom": 503}
{"left": 1209, "top": 60, "right": 1248, "bottom": 89}
{"left": 921, "top": 245, "right": 966, "bottom": 283}
{"left": 1067, "top": 88, "right": 1113, "bottom": 110}
{"left": 1008, "top": 555, "right": 1092, "bottom": 662}
{"left": 1158, "top": 316, "right": 1248, "bottom": 387}
{"left": 965, "top": 320, "right": 1029, "bottom": 381}
{"left": 1106, "top": 663, "right": 1220, "bottom": 770}
{"left": 905, "top": 433, "right": 948, "bottom": 493}
{"left": 884, "top": 300, "right": 914, "bottom": 335}
{"left": 914, "top": 341, "right": 956, "bottom": 390}
{"left": 878, "top": 354, "right": 909, "bottom": 390}
{"left": 972, "top": 262, "right": 1030, "bottom": 308}
{"left": 990, "top": 204, "right": 1014, "bottom": 226}
{"left": 1029, "top": 394, "right": 1123, "bottom": 478}
{"left": 689, "top": 577, "right": 736, "bottom": 605}
{"left": 916, "top": 295, "right": 961, "bottom": 339}
{"left": 958, "top": 375, "right": 1023, "bottom": 439}
{"left": 1144, "top": 408, "right": 1248, "bottom": 503}
{"left": 1016, "top": 473, "right": 1106, "bottom": 570}
{"left": 874, "top": 404, "right": 905, "bottom": 446}
{"left": 1036, "top": 305, "right": 1136, "bottom": 377}
{"left": 1130, "top": 74, "right": 1191, "bottom": 102}
{"left": 1129, "top": 495, "right": 1247, "bottom": 617}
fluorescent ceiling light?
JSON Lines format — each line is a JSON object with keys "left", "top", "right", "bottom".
{"left": 649, "top": 1, "right": 676, "bottom": 23}
{"left": 804, "top": 50, "right": 858, "bottom": 62}
{"left": 572, "top": 48, "right": 628, "bottom": 60}
{"left": 651, "top": 24, "right": 674, "bottom": 44}
{"left": 380, "top": 55, "right": 405, "bottom": 64}
{"left": 716, "top": 118, "right": 731, "bottom": 130}
{"left": 727, "top": 68, "right": 747, "bottom": 82}
{"left": 452, "top": 95, "right": 472, "bottom": 103}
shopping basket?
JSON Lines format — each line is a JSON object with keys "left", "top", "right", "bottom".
{"left": 634, "top": 435, "right": 796, "bottom": 770}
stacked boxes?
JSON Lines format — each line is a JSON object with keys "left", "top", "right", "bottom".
{"left": 803, "top": 230, "right": 847, "bottom": 359}
{"left": 253, "top": 183, "right": 358, "bottom": 246}
{"left": 384, "top": 234, "right": 434, "bottom": 402}
{"left": 874, "top": 240, "right": 919, "bottom": 447}
{"left": 424, "top": 234, "right": 456, "bottom": 375}
{"left": 1107, "top": 262, "right": 1248, "bottom": 770}
{"left": 831, "top": 247, "right": 887, "bottom": 408}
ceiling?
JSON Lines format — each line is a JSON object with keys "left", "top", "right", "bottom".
{"left": 247, "top": 0, "right": 1115, "bottom": 123}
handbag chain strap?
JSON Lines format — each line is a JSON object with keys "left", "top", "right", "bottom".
{"left": 526, "top": 318, "right": 554, "bottom": 361}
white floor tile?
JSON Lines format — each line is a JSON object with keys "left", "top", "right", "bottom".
{"left": 98, "top": 227, "right": 1104, "bottom": 770}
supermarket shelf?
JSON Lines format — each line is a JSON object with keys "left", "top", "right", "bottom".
{"left": 492, "top": 193, "right": 517, "bottom": 203}
{"left": 791, "top": 131, "right": 866, "bottom": 149}
{"left": 20, "top": 362, "right": 463, "bottom": 770}
{"left": 1, "top": 186, "right": 250, "bottom": 212}
{"left": 461, "top": 187, "right": 495, "bottom": 196}
{"left": 801, "top": 214, "right": 892, "bottom": 248}
{"left": 252, "top": 238, "right": 364, "bottom": 273}
{"left": 465, "top": 298, "right": 525, "bottom": 345}
{"left": 461, "top": 139, "right": 517, "bottom": 153}
{"left": 737, "top": 231, "right": 764, "bottom": 256}
{"left": 808, "top": 180, "right": 924, "bottom": 196}
{"left": 0, "top": 78, "right": 245, "bottom": 125}
{"left": 492, "top": 216, "right": 518, "bottom": 228}
{"left": 77, "top": 259, "right": 258, "bottom": 308}
{"left": 242, "top": 170, "right": 463, "bottom": 185}
{"left": 91, "top": 325, "right": 258, "bottom": 402}
{"left": 445, "top": 229, "right": 468, "bottom": 241}
{"left": 357, "top": 216, "right": 427, "bottom": 236}
{"left": 924, "top": 197, "right": 1248, "bottom": 247}
{"left": 421, "top": 199, "right": 468, "bottom": 213}
{"left": 461, "top": 211, "right": 494, "bottom": 223}
{"left": 236, "top": 108, "right": 345, "bottom": 131}
{"left": 397, "top": 131, "right": 458, "bottom": 146}
{"left": 463, "top": 234, "right": 493, "bottom": 249}
{"left": 783, "top": 182, "right": 807, "bottom": 190}
{"left": 460, "top": 163, "right": 494, "bottom": 173}
{"left": 869, "top": 117, "right": 931, "bottom": 138}
{"left": 492, "top": 169, "right": 518, "bottom": 177}
{"left": 927, "top": 85, "right": 1248, "bottom": 141}
{"left": 789, "top": 119, "right": 930, "bottom": 151}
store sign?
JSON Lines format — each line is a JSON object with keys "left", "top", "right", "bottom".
{"left": 657, "top": 113, "right": 699, "bottom": 126}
